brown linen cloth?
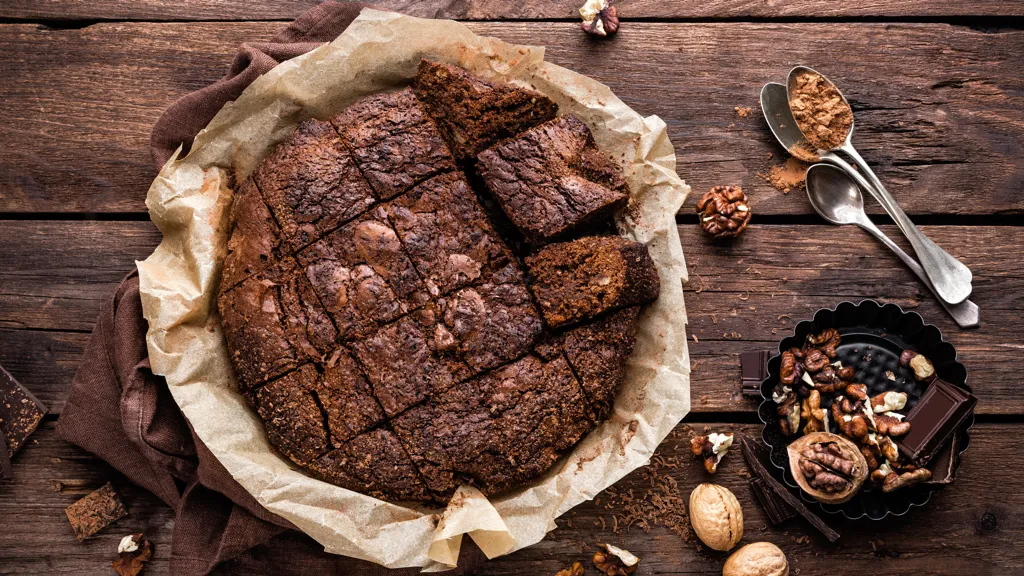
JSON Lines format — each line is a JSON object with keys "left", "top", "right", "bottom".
{"left": 57, "top": 3, "right": 488, "bottom": 574}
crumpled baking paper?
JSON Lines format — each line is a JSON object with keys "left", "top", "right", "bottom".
{"left": 138, "top": 9, "right": 690, "bottom": 571}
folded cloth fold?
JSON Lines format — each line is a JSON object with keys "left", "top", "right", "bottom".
{"left": 58, "top": 2, "right": 487, "bottom": 573}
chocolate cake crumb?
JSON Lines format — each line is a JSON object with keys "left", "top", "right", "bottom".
{"left": 65, "top": 482, "right": 128, "bottom": 541}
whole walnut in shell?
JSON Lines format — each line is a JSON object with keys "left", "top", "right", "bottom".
{"left": 689, "top": 483, "right": 744, "bottom": 551}
{"left": 723, "top": 542, "right": 789, "bottom": 576}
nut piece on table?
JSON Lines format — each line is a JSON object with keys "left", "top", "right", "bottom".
{"left": 579, "top": 0, "right": 620, "bottom": 37}
{"left": 697, "top": 186, "right": 751, "bottom": 239}
{"left": 900, "top": 350, "right": 936, "bottom": 381}
{"left": 689, "top": 483, "right": 744, "bottom": 551}
{"left": 787, "top": 432, "right": 868, "bottom": 504}
{"left": 113, "top": 533, "right": 153, "bottom": 576}
{"left": 723, "top": 542, "right": 789, "bottom": 576}
{"left": 691, "top": 432, "right": 734, "bottom": 474}
{"left": 882, "top": 467, "right": 932, "bottom": 493}
{"left": 554, "top": 561, "right": 585, "bottom": 576}
{"left": 593, "top": 544, "right": 639, "bottom": 575}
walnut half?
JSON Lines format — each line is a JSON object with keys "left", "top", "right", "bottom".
{"left": 787, "top": 432, "right": 868, "bottom": 504}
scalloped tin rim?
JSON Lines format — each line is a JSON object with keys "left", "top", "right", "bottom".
{"left": 756, "top": 299, "right": 974, "bottom": 521}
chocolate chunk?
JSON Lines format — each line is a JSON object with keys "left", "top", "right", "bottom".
{"left": 526, "top": 236, "right": 660, "bottom": 329}
{"left": 0, "top": 364, "right": 47, "bottom": 464}
{"left": 386, "top": 171, "right": 514, "bottom": 296}
{"left": 65, "top": 482, "right": 128, "bottom": 541}
{"left": 895, "top": 379, "right": 976, "bottom": 467}
{"left": 741, "top": 350, "right": 771, "bottom": 398}
{"left": 253, "top": 118, "right": 376, "bottom": 250}
{"left": 749, "top": 477, "right": 797, "bottom": 525}
{"left": 413, "top": 59, "right": 558, "bottom": 159}
{"left": 739, "top": 436, "right": 840, "bottom": 542}
{"left": 0, "top": 434, "right": 11, "bottom": 479}
{"left": 477, "top": 115, "right": 629, "bottom": 244}
{"left": 332, "top": 88, "right": 456, "bottom": 200}
{"left": 924, "top": 434, "right": 959, "bottom": 485}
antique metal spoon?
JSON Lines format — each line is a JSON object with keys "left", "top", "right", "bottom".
{"left": 806, "top": 163, "right": 980, "bottom": 329}
{"left": 783, "top": 68, "right": 973, "bottom": 305}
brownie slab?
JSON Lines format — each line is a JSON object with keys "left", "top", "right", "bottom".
{"left": 319, "top": 348, "right": 385, "bottom": 443}
{"left": 352, "top": 305, "right": 472, "bottom": 417}
{"left": 386, "top": 171, "right": 514, "bottom": 296}
{"left": 253, "top": 118, "right": 376, "bottom": 250}
{"left": 222, "top": 177, "right": 282, "bottom": 290}
{"left": 392, "top": 354, "right": 591, "bottom": 496}
{"left": 476, "top": 114, "right": 629, "bottom": 244}
{"left": 525, "top": 236, "right": 660, "bottom": 329}
{"left": 254, "top": 365, "right": 331, "bottom": 466}
{"left": 413, "top": 59, "right": 558, "bottom": 159}
{"left": 65, "top": 482, "right": 128, "bottom": 541}
{"left": 436, "top": 263, "right": 542, "bottom": 372}
{"left": 310, "top": 428, "right": 435, "bottom": 503}
{"left": 299, "top": 207, "right": 428, "bottom": 341}
{"left": 331, "top": 88, "right": 456, "bottom": 200}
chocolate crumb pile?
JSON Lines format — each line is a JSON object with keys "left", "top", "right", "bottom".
{"left": 789, "top": 70, "right": 853, "bottom": 151}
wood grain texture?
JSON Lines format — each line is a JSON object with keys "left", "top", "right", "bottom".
{"left": 3, "top": 421, "right": 1018, "bottom": 575}
{"left": 1, "top": 0, "right": 1022, "bottom": 22}
{"left": 3, "top": 220, "right": 1021, "bottom": 416}
{"left": 1, "top": 22, "right": 1021, "bottom": 215}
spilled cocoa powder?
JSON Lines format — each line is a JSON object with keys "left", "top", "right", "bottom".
{"left": 789, "top": 69, "right": 853, "bottom": 150}
{"left": 767, "top": 157, "right": 810, "bottom": 194}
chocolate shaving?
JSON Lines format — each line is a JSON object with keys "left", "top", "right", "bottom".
{"left": 740, "top": 436, "right": 840, "bottom": 542}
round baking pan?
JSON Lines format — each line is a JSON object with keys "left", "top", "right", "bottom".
{"left": 757, "top": 300, "right": 973, "bottom": 521}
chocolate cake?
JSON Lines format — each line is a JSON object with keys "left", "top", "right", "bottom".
{"left": 217, "top": 60, "right": 663, "bottom": 503}
{"left": 476, "top": 114, "right": 630, "bottom": 244}
{"left": 526, "top": 236, "right": 660, "bottom": 329}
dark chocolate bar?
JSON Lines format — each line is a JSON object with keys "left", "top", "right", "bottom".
{"left": 896, "top": 379, "right": 976, "bottom": 467}
{"left": 739, "top": 436, "right": 840, "bottom": 542}
{"left": 741, "top": 350, "right": 770, "bottom": 397}
{"left": 750, "top": 477, "right": 797, "bottom": 524}
{"left": 924, "top": 434, "right": 960, "bottom": 485}
{"left": 0, "top": 433, "right": 11, "bottom": 479}
{"left": 0, "top": 364, "right": 47, "bottom": 459}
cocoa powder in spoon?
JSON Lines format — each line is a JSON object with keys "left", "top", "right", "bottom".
{"left": 789, "top": 70, "right": 853, "bottom": 150}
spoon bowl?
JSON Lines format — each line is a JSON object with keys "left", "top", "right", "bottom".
{"left": 786, "top": 65, "right": 855, "bottom": 152}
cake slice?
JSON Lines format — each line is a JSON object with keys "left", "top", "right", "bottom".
{"left": 392, "top": 354, "right": 590, "bottom": 497}
{"left": 254, "top": 365, "right": 331, "bottom": 466}
{"left": 413, "top": 59, "right": 558, "bottom": 159}
{"left": 253, "top": 118, "right": 376, "bottom": 251}
{"left": 221, "top": 177, "right": 283, "bottom": 290}
{"left": 331, "top": 88, "right": 456, "bottom": 200}
{"left": 385, "top": 171, "right": 514, "bottom": 296}
{"left": 525, "top": 236, "right": 659, "bottom": 329}
{"left": 536, "top": 307, "right": 641, "bottom": 420}
{"left": 298, "top": 207, "right": 428, "bottom": 341}
{"left": 318, "top": 348, "right": 386, "bottom": 444}
{"left": 310, "top": 427, "right": 436, "bottom": 503}
{"left": 476, "top": 114, "right": 629, "bottom": 244}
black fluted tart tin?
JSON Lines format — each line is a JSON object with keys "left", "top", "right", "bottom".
{"left": 757, "top": 300, "right": 973, "bottom": 521}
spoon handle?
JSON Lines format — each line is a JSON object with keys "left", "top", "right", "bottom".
{"left": 834, "top": 146, "right": 973, "bottom": 305}
{"left": 856, "top": 218, "right": 980, "bottom": 329}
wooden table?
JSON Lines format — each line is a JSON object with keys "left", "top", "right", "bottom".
{"left": 1, "top": 1, "right": 1022, "bottom": 573}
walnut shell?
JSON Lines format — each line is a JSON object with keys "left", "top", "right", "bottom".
{"left": 723, "top": 542, "right": 789, "bottom": 576}
{"left": 787, "top": 432, "right": 867, "bottom": 504}
{"left": 689, "top": 483, "right": 744, "bottom": 551}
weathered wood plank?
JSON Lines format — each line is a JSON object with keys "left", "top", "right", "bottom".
{"left": 1, "top": 421, "right": 1018, "bottom": 574}
{"left": 1, "top": 0, "right": 1022, "bottom": 22}
{"left": 2, "top": 221, "right": 1021, "bottom": 415}
{"left": 0, "top": 220, "right": 161, "bottom": 332}
{"left": 1, "top": 22, "right": 1021, "bottom": 215}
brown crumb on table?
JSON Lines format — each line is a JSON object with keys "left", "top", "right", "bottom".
{"left": 765, "top": 157, "right": 810, "bottom": 194}
{"left": 735, "top": 106, "right": 754, "bottom": 118}
{"left": 112, "top": 533, "right": 153, "bottom": 576}
{"left": 65, "top": 482, "right": 127, "bottom": 542}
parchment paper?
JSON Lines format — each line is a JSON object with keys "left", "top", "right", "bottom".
{"left": 138, "top": 9, "right": 691, "bottom": 571}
